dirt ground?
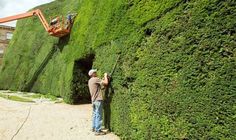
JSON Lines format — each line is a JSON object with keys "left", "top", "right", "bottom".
{"left": 0, "top": 98, "right": 120, "bottom": 140}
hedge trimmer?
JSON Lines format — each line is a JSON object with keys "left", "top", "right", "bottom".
{"left": 108, "top": 54, "right": 121, "bottom": 79}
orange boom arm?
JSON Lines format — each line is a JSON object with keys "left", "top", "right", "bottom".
{"left": 0, "top": 9, "right": 50, "bottom": 32}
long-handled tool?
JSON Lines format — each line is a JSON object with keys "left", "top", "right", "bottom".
{"left": 103, "top": 54, "right": 121, "bottom": 131}
{"left": 108, "top": 54, "right": 121, "bottom": 78}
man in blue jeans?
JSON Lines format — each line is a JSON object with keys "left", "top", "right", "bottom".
{"left": 88, "top": 69, "right": 108, "bottom": 135}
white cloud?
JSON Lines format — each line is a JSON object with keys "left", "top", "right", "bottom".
{"left": 0, "top": 0, "right": 54, "bottom": 27}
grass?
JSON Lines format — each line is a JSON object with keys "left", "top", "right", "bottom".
{"left": 24, "top": 93, "right": 58, "bottom": 101}
{"left": 0, "top": 94, "right": 34, "bottom": 103}
{"left": 0, "top": 91, "right": 60, "bottom": 103}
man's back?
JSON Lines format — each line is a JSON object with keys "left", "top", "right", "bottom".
{"left": 88, "top": 77, "right": 103, "bottom": 102}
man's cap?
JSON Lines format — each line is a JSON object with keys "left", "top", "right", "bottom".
{"left": 88, "top": 69, "right": 97, "bottom": 76}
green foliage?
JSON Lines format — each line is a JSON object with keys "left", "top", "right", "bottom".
{"left": 0, "top": 0, "right": 236, "bottom": 139}
{"left": 0, "top": 0, "right": 81, "bottom": 102}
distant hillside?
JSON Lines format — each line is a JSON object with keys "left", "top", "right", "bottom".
{"left": 0, "top": 0, "right": 235, "bottom": 139}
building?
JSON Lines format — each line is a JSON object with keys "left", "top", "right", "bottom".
{"left": 0, "top": 25, "right": 15, "bottom": 64}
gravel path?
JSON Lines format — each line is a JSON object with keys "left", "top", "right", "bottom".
{"left": 0, "top": 98, "right": 120, "bottom": 140}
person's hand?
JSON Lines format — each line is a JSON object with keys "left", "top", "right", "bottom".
{"left": 104, "top": 73, "right": 108, "bottom": 78}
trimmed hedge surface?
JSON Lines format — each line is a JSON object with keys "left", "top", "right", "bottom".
{"left": 0, "top": 0, "right": 236, "bottom": 139}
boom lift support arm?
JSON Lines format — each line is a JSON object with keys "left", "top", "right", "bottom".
{"left": 0, "top": 9, "right": 50, "bottom": 31}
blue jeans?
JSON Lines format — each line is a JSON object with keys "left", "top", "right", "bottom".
{"left": 92, "top": 100, "right": 103, "bottom": 132}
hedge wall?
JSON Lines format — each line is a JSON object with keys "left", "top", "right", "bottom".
{"left": 0, "top": 0, "right": 82, "bottom": 102}
{"left": 0, "top": 0, "right": 236, "bottom": 139}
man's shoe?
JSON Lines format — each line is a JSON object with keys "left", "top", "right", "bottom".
{"left": 91, "top": 128, "right": 95, "bottom": 132}
{"left": 101, "top": 128, "right": 109, "bottom": 133}
{"left": 95, "top": 131, "right": 106, "bottom": 136}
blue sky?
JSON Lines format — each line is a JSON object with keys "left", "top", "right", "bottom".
{"left": 0, "top": 0, "right": 54, "bottom": 27}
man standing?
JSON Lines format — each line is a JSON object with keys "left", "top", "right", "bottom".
{"left": 88, "top": 69, "right": 108, "bottom": 135}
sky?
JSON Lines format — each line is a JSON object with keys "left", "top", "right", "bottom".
{"left": 0, "top": 0, "right": 54, "bottom": 27}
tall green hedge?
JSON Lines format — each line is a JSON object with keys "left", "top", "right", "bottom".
{"left": 0, "top": 0, "right": 235, "bottom": 139}
{"left": 0, "top": 0, "right": 81, "bottom": 103}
